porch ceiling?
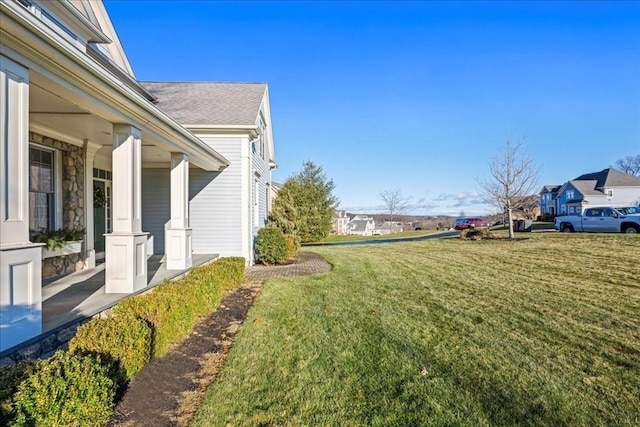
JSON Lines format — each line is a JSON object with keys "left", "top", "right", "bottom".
{"left": 29, "top": 77, "right": 189, "bottom": 166}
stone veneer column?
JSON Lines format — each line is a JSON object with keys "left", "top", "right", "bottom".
{"left": 165, "top": 153, "right": 193, "bottom": 270}
{"left": 83, "top": 140, "right": 101, "bottom": 269}
{"left": 105, "top": 125, "right": 148, "bottom": 293}
{"left": 0, "top": 55, "right": 43, "bottom": 352}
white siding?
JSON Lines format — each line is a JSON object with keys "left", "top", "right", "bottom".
{"left": 607, "top": 187, "right": 640, "bottom": 206}
{"left": 191, "top": 136, "right": 247, "bottom": 260}
{"left": 251, "top": 140, "right": 269, "bottom": 233}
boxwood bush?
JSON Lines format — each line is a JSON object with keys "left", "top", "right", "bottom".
{"left": 12, "top": 351, "right": 116, "bottom": 427}
{"left": 0, "top": 361, "right": 37, "bottom": 423}
{"left": 1, "top": 256, "right": 246, "bottom": 425}
{"left": 69, "top": 314, "right": 152, "bottom": 383}
{"left": 255, "top": 226, "right": 288, "bottom": 264}
{"left": 113, "top": 256, "right": 246, "bottom": 357}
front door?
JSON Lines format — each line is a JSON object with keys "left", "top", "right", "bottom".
{"left": 93, "top": 180, "right": 111, "bottom": 259}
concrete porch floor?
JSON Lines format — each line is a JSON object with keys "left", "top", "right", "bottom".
{"left": 42, "top": 254, "right": 218, "bottom": 333}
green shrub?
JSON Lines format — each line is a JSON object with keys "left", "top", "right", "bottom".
{"left": 31, "top": 227, "right": 85, "bottom": 251}
{"left": 255, "top": 226, "right": 288, "bottom": 264}
{"left": 112, "top": 257, "right": 246, "bottom": 358}
{"left": 284, "top": 234, "right": 300, "bottom": 259}
{"left": 209, "top": 257, "right": 246, "bottom": 289}
{"left": 0, "top": 361, "right": 37, "bottom": 423}
{"left": 12, "top": 351, "right": 116, "bottom": 427}
{"left": 69, "top": 314, "right": 152, "bottom": 383}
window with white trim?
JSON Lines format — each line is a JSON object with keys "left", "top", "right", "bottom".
{"left": 29, "top": 145, "right": 56, "bottom": 230}
{"left": 566, "top": 190, "right": 575, "bottom": 200}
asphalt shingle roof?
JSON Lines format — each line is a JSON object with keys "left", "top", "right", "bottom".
{"left": 542, "top": 185, "right": 561, "bottom": 193}
{"left": 570, "top": 180, "right": 604, "bottom": 196}
{"left": 573, "top": 168, "right": 640, "bottom": 188}
{"left": 141, "top": 82, "right": 267, "bottom": 126}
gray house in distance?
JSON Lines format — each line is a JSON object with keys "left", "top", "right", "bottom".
{"left": 550, "top": 168, "right": 640, "bottom": 216}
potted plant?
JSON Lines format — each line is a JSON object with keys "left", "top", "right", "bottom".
{"left": 32, "top": 228, "right": 85, "bottom": 259}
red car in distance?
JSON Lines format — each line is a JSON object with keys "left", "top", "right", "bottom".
{"left": 454, "top": 217, "right": 490, "bottom": 230}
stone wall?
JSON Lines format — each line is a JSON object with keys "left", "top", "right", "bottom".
{"left": 31, "top": 132, "right": 86, "bottom": 279}
{"left": 42, "top": 252, "right": 85, "bottom": 279}
{"left": 0, "top": 309, "right": 112, "bottom": 366}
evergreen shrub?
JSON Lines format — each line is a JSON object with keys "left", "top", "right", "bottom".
{"left": 112, "top": 257, "right": 246, "bottom": 357}
{"left": 69, "top": 314, "right": 152, "bottom": 383}
{"left": 255, "top": 226, "right": 288, "bottom": 264}
{"left": 0, "top": 361, "right": 37, "bottom": 423}
{"left": 284, "top": 234, "right": 299, "bottom": 259}
{"left": 12, "top": 351, "right": 116, "bottom": 427}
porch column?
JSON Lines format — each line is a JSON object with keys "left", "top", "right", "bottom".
{"left": 0, "top": 55, "right": 43, "bottom": 351}
{"left": 83, "top": 140, "right": 101, "bottom": 269}
{"left": 105, "top": 125, "right": 148, "bottom": 293}
{"left": 165, "top": 153, "right": 193, "bottom": 270}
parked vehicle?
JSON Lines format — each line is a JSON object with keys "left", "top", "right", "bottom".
{"left": 554, "top": 207, "right": 640, "bottom": 233}
{"left": 454, "top": 217, "right": 490, "bottom": 230}
{"left": 616, "top": 206, "right": 640, "bottom": 215}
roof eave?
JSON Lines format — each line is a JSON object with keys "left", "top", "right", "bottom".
{"left": 1, "top": 2, "right": 229, "bottom": 172}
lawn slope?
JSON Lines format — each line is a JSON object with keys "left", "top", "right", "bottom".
{"left": 192, "top": 234, "right": 640, "bottom": 426}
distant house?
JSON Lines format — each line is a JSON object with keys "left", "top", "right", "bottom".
{"left": 375, "top": 221, "right": 403, "bottom": 235}
{"left": 332, "top": 210, "right": 350, "bottom": 235}
{"left": 349, "top": 218, "right": 376, "bottom": 236}
{"left": 510, "top": 195, "right": 540, "bottom": 220}
{"left": 539, "top": 185, "right": 561, "bottom": 217}
{"left": 270, "top": 181, "right": 282, "bottom": 210}
{"left": 554, "top": 168, "right": 640, "bottom": 215}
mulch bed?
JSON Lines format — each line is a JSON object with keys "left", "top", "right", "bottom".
{"left": 107, "top": 283, "right": 262, "bottom": 427}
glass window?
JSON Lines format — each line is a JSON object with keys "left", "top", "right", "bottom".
{"left": 29, "top": 146, "right": 55, "bottom": 230}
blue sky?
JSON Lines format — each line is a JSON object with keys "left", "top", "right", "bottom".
{"left": 104, "top": 1, "right": 639, "bottom": 216}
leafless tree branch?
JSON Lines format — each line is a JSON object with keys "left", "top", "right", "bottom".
{"left": 379, "top": 189, "right": 411, "bottom": 224}
{"left": 477, "top": 138, "right": 540, "bottom": 238}
{"left": 615, "top": 155, "right": 640, "bottom": 176}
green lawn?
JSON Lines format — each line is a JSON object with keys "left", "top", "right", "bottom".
{"left": 311, "top": 229, "right": 437, "bottom": 244}
{"left": 192, "top": 233, "right": 640, "bottom": 426}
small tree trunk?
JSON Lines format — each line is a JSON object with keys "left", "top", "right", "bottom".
{"left": 507, "top": 208, "right": 514, "bottom": 239}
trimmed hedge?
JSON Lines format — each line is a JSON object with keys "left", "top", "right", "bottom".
{"left": 1, "top": 256, "right": 246, "bottom": 425}
{"left": 69, "top": 314, "right": 152, "bottom": 383}
{"left": 12, "top": 351, "right": 116, "bottom": 427}
{"left": 113, "top": 256, "right": 246, "bottom": 357}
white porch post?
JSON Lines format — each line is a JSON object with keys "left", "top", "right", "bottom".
{"left": 165, "top": 153, "right": 193, "bottom": 270}
{"left": 83, "top": 140, "right": 101, "bottom": 269}
{"left": 0, "top": 55, "right": 43, "bottom": 351}
{"left": 105, "top": 124, "right": 148, "bottom": 293}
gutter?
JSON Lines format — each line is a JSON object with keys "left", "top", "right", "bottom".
{"left": 1, "top": 1, "right": 229, "bottom": 171}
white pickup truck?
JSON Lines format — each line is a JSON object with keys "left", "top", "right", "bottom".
{"left": 554, "top": 207, "right": 640, "bottom": 234}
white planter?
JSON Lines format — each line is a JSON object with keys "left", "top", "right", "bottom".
{"left": 42, "top": 241, "right": 83, "bottom": 259}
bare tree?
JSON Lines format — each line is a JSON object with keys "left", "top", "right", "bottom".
{"left": 615, "top": 155, "right": 640, "bottom": 176}
{"left": 379, "top": 189, "right": 411, "bottom": 226}
{"left": 477, "top": 138, "right": 540, "bottom": 239}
